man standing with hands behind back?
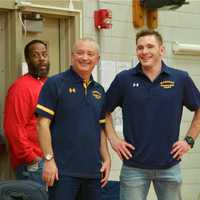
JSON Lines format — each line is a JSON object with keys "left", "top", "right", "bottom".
{"left": 105, "top": 30, "right": 200, "bottom": 200}
{"left": 36, "top": 38, "right": 111, "bottom": 200}
{"left": 4, "top": 40, "right": 50, "bottom": 185}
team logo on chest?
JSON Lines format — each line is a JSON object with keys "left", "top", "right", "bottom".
{"left": 160, "top": 80, "right": 175, "bottom": 89}
{"left": 92, "top": 90, "right": 102, "bottom": 100}
{"left": 68, "top": 87, "right": 76, "bottom": 93}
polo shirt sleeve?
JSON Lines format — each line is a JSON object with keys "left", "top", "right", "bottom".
{"left": 105, "top": 74, "right": 123, "bottom": 113}
{"left": 183, "top": 73, "right": 200, "bottom": 111}
{"left": 36, "top": 78, "right": 58, "bottom": 120}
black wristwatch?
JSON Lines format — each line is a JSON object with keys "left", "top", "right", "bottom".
{"left": 184, "top": 136, "right": 194, "bottom": 148}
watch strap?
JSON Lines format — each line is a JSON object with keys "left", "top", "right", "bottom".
{"left": 184, "top": 136, "right": 194, "bottom": 148}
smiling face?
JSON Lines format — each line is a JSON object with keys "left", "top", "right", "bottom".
{"left": 71, "top": 39, "right": 100, "bottom": 80}
{"left": 136, "top": 35, "right": 165, "bottom": 70}
{"left": 26, "top": 42, "right": 50, "bottom": 78}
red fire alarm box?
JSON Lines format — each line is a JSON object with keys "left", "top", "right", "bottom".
{"left": 94, "top": 9, "right": 112, "bottom": 29}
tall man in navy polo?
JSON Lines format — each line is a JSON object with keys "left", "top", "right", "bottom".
{"left": 36, "top": 38, "right": 111, "bottom": 200}
{"left": 105, "top": 30, "right": 200, "bottom": 200}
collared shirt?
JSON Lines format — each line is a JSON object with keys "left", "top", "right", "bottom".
{"left": 105, "top": 62, "right": 200, "bottom": 169}
{"left": 36, "top": 67, "right": 106, "bottom": 178}
{"left": 4, "top": 74, "right": 46, "bottom": 169}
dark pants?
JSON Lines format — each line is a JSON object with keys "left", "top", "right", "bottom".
{"left": 77, "top": 180, "right": 120, "bottom": 200}
{"left": 48, "top": 176, "right": 101, "bottom": 200}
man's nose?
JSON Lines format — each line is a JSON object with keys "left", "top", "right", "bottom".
{"left": 38, "top": 54, "right": 47, "bottom": 61}
{"left": 82, "top": 53, "right": 89, "bottom": 60}
{"left": 142, "top": 47, "right": 149, "bottom": 54}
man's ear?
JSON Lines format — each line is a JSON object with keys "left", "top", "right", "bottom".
{"left": 160, "top": 45, "right": 165, "bottom": 56}
{"left": 96, "top": 55, "right": 100, "bottom": 65}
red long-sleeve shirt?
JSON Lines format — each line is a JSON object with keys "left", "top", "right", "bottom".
{"left": 4, "top": 74, "right": 46, "bottom": 169}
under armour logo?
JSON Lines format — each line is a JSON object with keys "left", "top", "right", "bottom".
{"left": 69, "top": 87, "right": 76, "bottom": 93}
{"left": 132, "top": 82, "right": 139, "bottom": 87}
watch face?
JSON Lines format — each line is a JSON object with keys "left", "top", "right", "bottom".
{"left": 45, "top": 154, "right": 53, "bottom": 161}
{"left": 185, "top": 136, "right": 194, "bottom": 148}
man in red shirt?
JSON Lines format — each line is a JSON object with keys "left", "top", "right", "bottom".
{"left": 4, "top": 40, "right": 50, "bottom": 185}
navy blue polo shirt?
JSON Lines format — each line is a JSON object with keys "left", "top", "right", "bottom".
{"left": 36, "top": 67, "right": 106, "bottom": 178}
{"left": 105, "top": 62, "right": 200, "bottom": 169}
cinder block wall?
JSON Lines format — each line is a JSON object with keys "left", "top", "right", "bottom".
{"left": 83, "top": 1, "right": 200, "bottom": 200}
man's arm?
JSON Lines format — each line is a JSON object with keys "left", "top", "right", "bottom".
{"left": 185, "top": 108, "right": 200, "bottom": 140}
{"left": 4, "top": 86, "right": 40, "bottom": 164}
{"left": 37, "top": 116, "right": 58, "bottom": 186}
{"left": 171, "top": 108, "right": 200, "bottom": 160}
{"left": 105, "top": 114, "right": 134, "bottom": 160}
{"left": 100, "top": 129, "right": 111, "bottom": 187}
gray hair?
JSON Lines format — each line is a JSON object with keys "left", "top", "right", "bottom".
{"left": 72, "top": 37, "right": 100, "bottom": 55}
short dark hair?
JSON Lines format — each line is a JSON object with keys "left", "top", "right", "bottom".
{"left": 24, "top": 40, "right": 47, "bottom": 60}
{"left": 136, "top": 30, "right": 163, "bottom": 45}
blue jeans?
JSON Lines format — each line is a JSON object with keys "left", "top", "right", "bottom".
{"left": 120, "top": 164, "right": 182, "bottom": 200}
{"left": 48, "top": 176, "right": 101, "bottom": 200}
{"left": 15, "top": 159, "right": 45, "bottom": 187}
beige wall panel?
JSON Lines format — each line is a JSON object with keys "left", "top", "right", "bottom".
{"left": 181, "top": 184, "right": 200, "bottom": 200}
{"left": 182, "top": 153, "right": 200, "bottom": 168}
{"left": 169, "top": 1, "right": 200, "bottom": 14}
{"left": 165, "top": 58, "right": 200, "bottom": 76}
{"left": 0, "top": 0, "right": 15, "bottom": 9}
{"left": 159, "top": 11, "right": 200, "bottom": 29}
{"left": 101, "top": 37, "right": 133, "bottom": 55}
{"left": 99, "top": 2, "right": 131, "bottom": 22}
{"left": 160, "top": 27, "right": 200, "bottom": 44}
{"left": 83, "top": 0, "right": 98, "bottom": 18}
{"left": 182, "top": 168, "right": 200, "bottom": 184}
{"left": 21, "top": 0, "right": 83, "bottom": 10}
{"left": 83, "top": 17, "right": 97, "bottom": 37}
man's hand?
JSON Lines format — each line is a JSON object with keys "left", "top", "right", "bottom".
{"left": 171, "top": 140, "right": 191, "bottom": 160}
{"left": 109, "top": 135, "right": 135, "bottom": 160}
{"left": 105, "top": 113, "right": 135, "bottom": 160}
{"left": 42, "top": 159, "right": 59, "bottom": 187}
{"left": 100, "top": 159, "right": 111, "bottom": 188}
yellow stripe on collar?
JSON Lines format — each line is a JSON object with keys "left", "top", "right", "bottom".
{"left": 83, "top": 80, "right": 91, "bottom": 88}
{"left": 99, "top": 119, "right": 106, "bottom": 124}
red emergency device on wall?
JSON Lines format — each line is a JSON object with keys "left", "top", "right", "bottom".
{"left": 94, "top": 9, "right": 112, "bottom": 29}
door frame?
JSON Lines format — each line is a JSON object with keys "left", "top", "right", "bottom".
{"left": 3, "top": 3, "right": 82, "bottom": 89}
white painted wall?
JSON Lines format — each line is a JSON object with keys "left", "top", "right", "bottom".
{"left": 83, "top": 1, "right": 200, "bottom": 199}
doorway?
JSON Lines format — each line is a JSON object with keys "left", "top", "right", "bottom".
{"left": 0, "top": 13, "right": 6, "bottom": 127}
{"left": 0, "top": 13, "right": 15, "bottom": 180}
